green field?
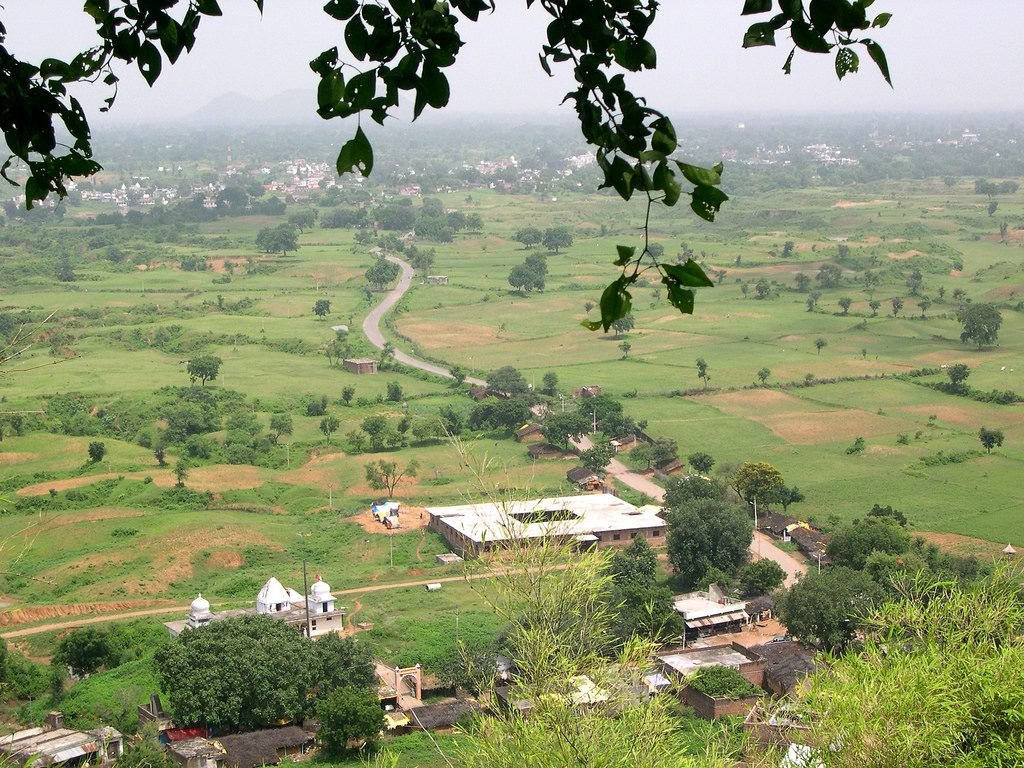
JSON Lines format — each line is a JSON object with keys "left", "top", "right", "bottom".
{"left": 2, "top": 173, "right": 1023, "bottom": 627}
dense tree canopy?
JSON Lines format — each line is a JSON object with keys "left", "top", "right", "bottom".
{"left": 776, "top": 566, "right": 883, "bottom": 650}
{"left": 1, "top": 0, "right": 892, "bottom": 330}
{"left": 957, "top": 302, "right": 1003, "bottom": 348}
{"left": 154, "top": 615, "right": 374, "bottom": 730}
{"left": 665, "top": 498, "right": 753, "bottom": 590}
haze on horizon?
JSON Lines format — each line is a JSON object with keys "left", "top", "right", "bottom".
{"left": 4, "top": 1, "right": 1024, "bottom": 128}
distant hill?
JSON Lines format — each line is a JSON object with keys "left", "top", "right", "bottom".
{"left": 185, "top": 89, "right": 320, "bottom": 125}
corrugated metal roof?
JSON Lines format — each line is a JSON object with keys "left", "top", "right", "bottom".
{"left": 684, "top": 610, "right": 747, "bottom": 629}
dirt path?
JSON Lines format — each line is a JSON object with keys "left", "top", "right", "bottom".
{"left": 0, "top": 605, "right": 189, "bottom": 639}
{"left": 415, "top": 528, "right": 426, "bottom": 562}
{"left": 0, "top": 567, "right": 529, "bottom": 639}
{"left": 361, "top": 254, "right": 485, "bottom": 386}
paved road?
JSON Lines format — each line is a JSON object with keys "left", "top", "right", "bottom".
{"left": 361, "top": 255, "right": 485, "bottom": 386}
{"left": 576, "top": 436, "right": 807, "bottom": 585}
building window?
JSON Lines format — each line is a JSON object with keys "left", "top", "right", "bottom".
{"left": 613, "top": 533, "right": 621, "bottom": 541}
{"left": 652, "top": 529, "right": 662, "bottom": 536}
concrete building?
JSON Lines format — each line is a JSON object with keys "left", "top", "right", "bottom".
{"left": 426, "top": 493, "right": 665, "bottom": 557}
{"left": 165, "top": 575, "right": 344, "bottom": 638}
{"left": 673, "top": 585, "right": 748, "bottom": 642}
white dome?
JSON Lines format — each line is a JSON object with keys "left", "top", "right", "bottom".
{"left": 257, "top": 577, "right": 290, "bottom": 605}
{"left": 190, "top": 593, "right": 210, "bottom": 614}
{"left": 311, "top": 578, "right": 331, "bottom": 597}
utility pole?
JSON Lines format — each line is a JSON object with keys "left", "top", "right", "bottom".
{"left": 285, "top": 442, "right": 290, "bottom": 468}
{"left": 328, "top": 483, "right": 333, "bottom": 510}
{"left": 302, "top": 559, "right": 312, "bottom": 638}
{"left": 753, "top": 498, "right": 761, "bottom": 556}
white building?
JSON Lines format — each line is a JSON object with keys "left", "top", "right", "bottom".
{"left": 166, "top": 575, "right": 344, "bottom": 638}
{"left": 426, "top": 493, "right": 665, "bottom": 557}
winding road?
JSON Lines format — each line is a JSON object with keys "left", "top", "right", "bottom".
{"left": 362, "top": 255, "right": 485, "bottom": 385}
{"left": 361, "top": 259, "right": 807, "bottom": 586}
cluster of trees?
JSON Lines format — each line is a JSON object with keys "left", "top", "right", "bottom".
{"left": 254, "top": 224, "right": 299, "bottom": 256}
{"left": 513, "top": 226, "right": 573, "bottom": 252}
{"left": 155, "top": 616, "right": 381, "bottom": 752}
{"left": 508, "top": 253, "right": 548, "bottom": 293}
{"left": 778, "top": 505, "right": 986, "bottom": 650}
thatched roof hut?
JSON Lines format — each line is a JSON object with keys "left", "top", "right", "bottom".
{"left": 217, "top": 727, "right": 312, "bottom": 768}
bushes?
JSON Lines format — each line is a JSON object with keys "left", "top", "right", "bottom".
{"left": 688, "top": 666, "right": 761, "bottom": 699}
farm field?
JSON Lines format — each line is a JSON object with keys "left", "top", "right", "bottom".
{"left": 2, "top": 169, "right": 1024, "bottom": 634}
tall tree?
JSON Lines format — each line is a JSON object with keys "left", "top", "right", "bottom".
{"left": 186, "top": 355, "right": 221, "bottom": 386}
{"left": 958, "top": 302, "right": 1003, "bottom": 348}
{"left": 776, "top": 566, "right": 883, "bottom": 650}
{"left": 665, "top": 498, "right": 753, "bottom": 590}
{"left": 732, "top": 461, "right": 784, "bottom": 506}
{"left": 364, "top": 459, "right": 419, "bottom": 496}
{"left": 313, "top": 299, "right": 331, "bottom": 319}
{"left": 695, "top": 358, "right": 710, "bottom": 389}
{"left": 978, "top": 426, "right": 1005, "bottom": 453}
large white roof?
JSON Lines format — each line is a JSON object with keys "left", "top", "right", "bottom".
{"left": 426, "top": 493, "right": 663, "bottom": 545}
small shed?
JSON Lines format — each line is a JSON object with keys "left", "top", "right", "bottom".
{"left": 567, "top": 467, "right": 602, "bottom": 491}
{"left": 343, "top": 358, "right": 378, "bottom": 375}
{"left": 167, "top": 738, "right": 226, "bottom": 768}
{"left": 515, "top": 422, "right": 544, "bottom": 443}
{"left": 426, "top": 275, "right": 449, "bottom": 285}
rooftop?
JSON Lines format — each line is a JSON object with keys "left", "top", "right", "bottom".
{"left": 426, "top": 493, "right": 663, "bottom": 545}
{"left": 659, "top": 645, "right": 760, "bottom": 677}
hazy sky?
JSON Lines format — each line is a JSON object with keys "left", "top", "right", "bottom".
{"left": 4, "top": 1, "right": 1024, "bottom": 126}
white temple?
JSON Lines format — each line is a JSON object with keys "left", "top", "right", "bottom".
{"left": 166, "top": 573, "right": 345, "bottom": 638}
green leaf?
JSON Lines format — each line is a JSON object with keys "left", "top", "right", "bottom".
{"left": 741, "top": 0, "right": 773, "bottom": 14}
{"left": 653, "top": 161, "right": 681, "bottom": 207}
{"left": 872, "top": 12, "right": 892, "bottom": 28}
{"left": 675, "top": 161, "right": 722, "bottom": 187}
{"left": 615, "top": 245, "right": 636, "bottom": 267}
{"left": 420, "top": 64, "right": 450, "bottom": 109}
{"left": 662, "top": 278, "right": 695, "bottom": 314}
{"left": 790, "top": 19, "right": 833, "bottom": 53}
{"left": 137, "top": 41, "right": 162, "bottom": 86}
{"left": 662, "top": 260, "right": 715, "bottom": 288}
{"left": 650, "top": 117, "right": 677, "bottom": 155}
{"left": 317, "top": 73, "right": 345, "bottom": 116}
{"left": 198, "top": 0, "right": 222, "bottom": 15}
{"left": 345, "top": 16, "right": 370, "bottom": 60}
{"left": 834, "top": 47, "right": 859, "bottom": 79}
{"left": 597, "top": 278, "right": 633, "bottom": 333}
{"left": 690, "top": 184, "right": 729, "bottom": 222}
{"left": 336, "top": 126, "right": 374, "bottom": 177}
{"left": 864, "top": 40, "right": 892, "bottom": 86}
{"left": 743, "top": 20, "right": 779, "bottom": 48}
{"left": 782, "top": 46, "right": 796, "bottom": 74}
{"left": 25, "top": 176, "right": 47, "bottom": 209}
{"left": 324, "top": 0, "right": 359, "bottom": 20}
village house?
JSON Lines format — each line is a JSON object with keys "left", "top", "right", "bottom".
{"left": 426, "top": 494, "right": 666, "bottom": 557}
{"left": 343, "top": 358, "right": 378, "bottom": 375}
{"left": 167, "top": 738, "right": 226, "bottom": 768}
{"left": 0, "top": 713, "right": 122, "bottom": 768}
{"left": 566, "top": 467, "right": 603, "bottom": 491}
{"left": 673, "top": 584, "right": 749, "bottom": 642}
{"left": 217, "top": 728, "right": 312, "bottom": 768}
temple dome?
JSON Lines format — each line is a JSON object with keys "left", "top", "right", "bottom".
{"left": 190, "top": 593, "right": 210, "bottom": 615}
{"left": 257, "top": 577, "right": 290, "bottom": 606}
{"left": 311, "top": 577, "right": 332, "bottom": 598}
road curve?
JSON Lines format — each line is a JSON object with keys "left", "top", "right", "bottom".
{"left": 361, "top": 254, "right": 485, "bottom": 385}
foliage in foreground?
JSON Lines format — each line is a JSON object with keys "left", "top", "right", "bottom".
{"left": 772, "top": 565, "right": 1024, "bottom": 767}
